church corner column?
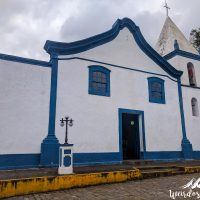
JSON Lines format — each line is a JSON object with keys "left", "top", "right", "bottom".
{"left": 40, "top": 53, "right": 60, "bottom": 167}
{"left": 177, "top": 78, "right": 193, "bottom": 159}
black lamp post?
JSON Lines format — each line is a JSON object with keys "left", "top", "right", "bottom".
{"left": 60, "top": 116, "right": 73, "bottom": 144}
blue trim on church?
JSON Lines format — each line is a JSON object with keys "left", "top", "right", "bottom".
{"left": 177, "top": 78, "right": 193, "bottom": 159}
{"left": 0, "top": 153, "right": 122, "bottom": 170}
{"left": 0, "top": 53, "right": 50, "bottom": 67}
{"left": 43, "top": 18, "right": 192, "bottom": 163}
{"left": 118, "top": 108, "right": 147, "bottom": 159}
{"left": 61, "top": 57, "right": 178, "bottom": 82}
{"left": 164, "top": 49, "right": 200, "bottom": 61}
{"left": 2, "top": 150, "right": 200, "bottom": 170}
{"left": 44, "top": 18, "right": 182, "bottom": 79}
{"left": 0, "top": 154, "right": 40, "bottom": 170}
{"left": 40, "top": 53, "right": 59, "bottom": 166}
{"left": 0, "top": 18, "right": 198, "bottom": 171}
{"left": 41, "top": 18, "right": 193, "bottom": 166}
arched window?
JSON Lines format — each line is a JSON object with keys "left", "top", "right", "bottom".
{"left": 191, "top": 98, "right": 199, "bottom": 116}
{"left": 187, "top": 62, "right": 196, "bottom": 86}
{"left": 88, "top": 65, "right": 110, "bottom": 97}
{"left": 147, "top": 77, "right": 165, "bottom": 104}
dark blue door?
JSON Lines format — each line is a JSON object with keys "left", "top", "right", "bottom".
{"left": 122, "top": 113, "right": 140, "bottom": 160}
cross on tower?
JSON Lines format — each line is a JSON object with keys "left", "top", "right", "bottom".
{"left": 164, "top": 0, "right": 170, "bottom": 17}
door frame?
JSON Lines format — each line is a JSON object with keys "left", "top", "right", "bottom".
{"left": 118, "top": 108, "right": 146, "bottom": 160}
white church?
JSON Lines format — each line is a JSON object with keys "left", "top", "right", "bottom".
{"left": 0, "top": 13, "right": 200, "bottom": 169}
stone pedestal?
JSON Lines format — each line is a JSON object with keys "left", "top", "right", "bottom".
{"left": 58, "top": 144, "right": 73, "bottom": 175}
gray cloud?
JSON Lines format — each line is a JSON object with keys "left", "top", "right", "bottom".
{"left": 0, "top": 0, "right": 199, "bottom": 61}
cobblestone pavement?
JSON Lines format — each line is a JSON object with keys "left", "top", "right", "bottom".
{"left": 6, "top": 173, "right": 200, "bottom": 200}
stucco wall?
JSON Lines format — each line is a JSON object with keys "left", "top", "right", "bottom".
{"left": 56, "top": 59, "right": 182, "bottom": 153}
{"left": 0, "top": 60, "right": 51, "bottom": 154}
{"left": 61, "top": 28, "right": 171, "bottom": 76}
{"left": 168, "top": 56, "right": 200, "bottom": 151}
{"left": 168, "top": 56, "right": 200, "bottom": 86}
{"left": 55, "top": 28, "right": 182, "bottom": 153}
{"left": 0, "top": 27, "right": 185, "bottom": 157}
{"left": 182, "top": 87, "right": 200, "bottom": 150}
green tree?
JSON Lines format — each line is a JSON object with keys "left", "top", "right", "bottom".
{"left": 190, "top": 28, "right": 200, "bottom": 51}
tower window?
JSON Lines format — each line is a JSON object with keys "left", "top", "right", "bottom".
{"left": 147, "top": 77, "right": 165, "bottom": 104}
{"left": 88, "top": 65, "right": 110, "bottom": 97}
{"left": 187, "top": 62, "right": 197, "bottom": 86}
{"left": 191, "top": 98, "right": 199, "bottom": 117}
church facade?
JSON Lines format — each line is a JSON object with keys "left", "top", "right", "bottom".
{"left": 0, "top": 17, "right": 200, "bottom": 170}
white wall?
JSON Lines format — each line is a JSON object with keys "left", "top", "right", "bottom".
{"left": 0, "top": 60, "right": 51, "bottom": 154}
{"left": 55, "top": 28, "right": 182, "bottom": 153}
{"left": 182, "top": 87, "right": 200, "bottom": 150}
{"left": 0, "top": 27, "right": 184, "bottom": 157}
{"left": 56, "top": 59, "right": 182, "bottom": 153}
{"left": 60, "top": 28, "right": 171, "bottom": 76}
{"left": 168, "top": 56, "right": 200, "bottom": 86}
{"left": 168, "top": 56, "right": 200, "bottom": 151}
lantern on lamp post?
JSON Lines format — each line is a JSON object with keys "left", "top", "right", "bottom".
{"left": 60, "top": 116, "right": 73, "bottom": 144}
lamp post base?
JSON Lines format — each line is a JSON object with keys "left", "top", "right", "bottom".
{"left": 58, "top": 144, "right": 73, "bottom": 175}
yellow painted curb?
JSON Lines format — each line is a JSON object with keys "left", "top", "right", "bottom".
{"left": 184, "top": 166, "right": 200, "bottom": 173}
{"left": 0, "top": 169, "right": 141, "bottom": 199}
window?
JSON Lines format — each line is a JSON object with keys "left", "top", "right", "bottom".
{"left": 187, "top": 62, "right": 196, "bottom": 86}
{"left": 191, "top": 98, "right": 199, "bottom": 116}
{"left": 88, "top": 65, "right": 110, "bottom": 96}
{"left": 148, "top": 77, "right": 165, "bottom": 104}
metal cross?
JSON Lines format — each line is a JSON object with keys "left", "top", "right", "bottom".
{"left": 164, "top": 0, "right": 170, "bottom": 17}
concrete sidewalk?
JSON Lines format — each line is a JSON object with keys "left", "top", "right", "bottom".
{"left": 1, "top": 160, "right": 200, "bottom": 180}
{"left": 1, "top": 160, "right": 200, "bottom": 199}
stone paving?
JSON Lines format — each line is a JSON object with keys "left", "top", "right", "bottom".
{"left": 6, "top": 173, "right": 200, "bottom": 200}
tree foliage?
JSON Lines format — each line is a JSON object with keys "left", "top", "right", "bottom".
{"left": 190, "top": 28, "right": 200, "bottom": 51}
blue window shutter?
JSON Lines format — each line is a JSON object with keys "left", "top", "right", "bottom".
{"left": 147, "top": 77, "right": 165, "bottom": 104}
{"left": 88, "top": 65, "right": 111, "bottom": 97}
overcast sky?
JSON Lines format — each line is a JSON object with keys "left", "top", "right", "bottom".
{"left": 0, "top": 0, "right": 199, "bottom": 61}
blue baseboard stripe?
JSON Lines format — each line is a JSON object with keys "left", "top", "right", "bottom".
{"left": 192, "top": 151, "right": 200, "bottom": 160}
{"left": 1, "top": 151, "right": 200, "bottom": 170}
{"left": 0, "top": 154, "right": 40, "bottom": 170}
{"left": 144, "top": 151, "right": 182, "bottom": 160}
{"left": 0, "top": 152, "right": 122, "bottom": 170}
{"left": 73, "top": 152, "right": 122, "bottom": 166}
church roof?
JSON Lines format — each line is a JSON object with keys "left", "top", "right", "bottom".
{"left": 44, "top": 18, "right": 182, "bottom": 79}
{"left": 155, "top": 16, "right": 198, "bottom": 56}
